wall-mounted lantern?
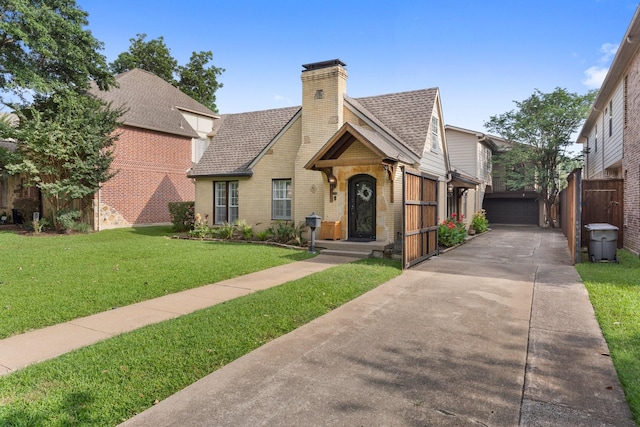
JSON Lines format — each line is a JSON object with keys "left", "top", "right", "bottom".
{"left": 305, "top": 212, "right": 322, "bottom": 254}
{"left": 447, "top": 182, "right": 454, "bottom": 197}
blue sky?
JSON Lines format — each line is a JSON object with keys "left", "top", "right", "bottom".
{"left": 78, "top": 0, "right": 638, "bottom": 138}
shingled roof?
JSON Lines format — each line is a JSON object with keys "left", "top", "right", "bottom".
{"left": 190, "top": 106, "right": 301, "bottom": 177}
{"left": 190, "top": 88, "right": 438, "bottom": 177}
{"left": 89, "top": 68, "right": 217, "bottom": 138}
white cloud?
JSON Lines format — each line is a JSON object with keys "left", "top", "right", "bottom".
{"left": 581, "top": 43, "right": 619, "bottom": 89}
{"left": 582, "top": 66, "right": 609, "bottom": 89}
{"left": 599, "top": 43, "right": 619, "bottom": 63}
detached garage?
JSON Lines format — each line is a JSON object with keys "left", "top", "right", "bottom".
{"left": 483, "top": 197, "right": 539, "bottom": 225}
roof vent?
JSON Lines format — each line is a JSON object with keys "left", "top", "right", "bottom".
{"left": 302, "top": 59, "right": 346, "bottom": 72}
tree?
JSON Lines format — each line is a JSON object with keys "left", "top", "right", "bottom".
{"left": 178, "top": 51, "right": 224, "bottom": 112}
{"left": 0, "top": 0, "right": 115, "bottom": 100}
{"left": 485, "top": 88, "right": 597, "bottom": 228}
{"left": 110, "top": 34, "right": 224, "bottom": 112}
{"left": 109, "top": 34, "right": 177, "bottom": 83}
{"left": 0, "top": 90, "right": 124, "bottom": 226}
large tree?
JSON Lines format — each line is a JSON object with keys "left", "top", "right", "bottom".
{"left": 485, "top": 88, "right": 596, "bottom": 228}
{"left": 1, "top": 90, "right": 124, "bottom": 225}
{"left": 110, "top": 33, "right": 224, "bottom": 112}
{"left": 0, "top": 0, "right": 115, "bottom": 100}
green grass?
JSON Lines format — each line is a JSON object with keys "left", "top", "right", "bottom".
{"left": 0, "top": 226, "right": 313, "bottom": 339}
{"left": 576, "top": 249, "right": 640, "bottom": 424}
{"left": 0, "top": 258, "right": 401, "bottom": 426}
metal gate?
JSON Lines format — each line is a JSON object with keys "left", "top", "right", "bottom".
{"left": 403, "top": 168, "right": 439, "bottom": 269}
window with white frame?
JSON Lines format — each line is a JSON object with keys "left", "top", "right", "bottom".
{"left": 214, "top": 181, "right": 238, "bottom": 224}
{"left": 431, "top": 116, "right": 441, "bottom": 152}
{"left": 272, "top": 179, "right": 292, "bottom": 220}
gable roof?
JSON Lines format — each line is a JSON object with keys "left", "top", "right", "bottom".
{"left": 190, "top": 106, "right": 301, "bottom": 177}
{"left": 89, "top": 68, "right": 217, "bottom": 139}
{"left": 190, "top": 88, "right": 439, "bottom": 177}
{"left": 347, "top": 88, "right": 438, "bottom": 156}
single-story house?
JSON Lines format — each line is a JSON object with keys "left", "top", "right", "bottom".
{"left": 190, "top": 59, "right": 459, "bottom": 266}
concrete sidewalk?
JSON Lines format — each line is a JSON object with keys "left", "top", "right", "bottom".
{"left": 0, "top": 254, "right": 352, "bottom": 376}
{"left": 120, "top": 227, "right": 635, "bottom": 427}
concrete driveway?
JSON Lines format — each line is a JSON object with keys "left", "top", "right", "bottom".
{"left": 121, "top": 227, "right": 634, "bottom": 426}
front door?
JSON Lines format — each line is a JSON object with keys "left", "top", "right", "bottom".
{"left": 349, "top": 174, "right": 376, "bottom": 240}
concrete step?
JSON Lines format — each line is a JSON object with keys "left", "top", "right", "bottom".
{"left": 318, "top": 249, "right": 371, "bottom": 259}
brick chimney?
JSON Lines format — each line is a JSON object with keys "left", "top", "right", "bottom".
{"left": 300, "top": 59, "right": 347, "bottom": 147}
{"left": 294, "top": 59, "right": 348, "bottom": 224}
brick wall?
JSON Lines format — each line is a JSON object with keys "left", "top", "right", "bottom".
{"left": 623, "top": 50, "right": 640, "bottom": 255}
{"left": 99, "top": 126, "right": 194, "bottom": 228}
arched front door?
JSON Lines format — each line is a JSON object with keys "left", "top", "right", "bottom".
{"left": 349, "top": 174, "right": 376, "bottom": 240}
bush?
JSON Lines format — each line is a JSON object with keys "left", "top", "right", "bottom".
{"left": 235, "top": 219, "right": 253, "bottom": 240}
{"left": 56, "top": 209, "right": 81, "bottom": 232}
{"left": 188, "top": 213, "right": 209, "bottom": 238}
{"left": 268, "top": 221, "right": 307, "bottom": 245}
{"left": 31, "top": 217, "right": 51, "bottom": 234}
{"left": 168, "top": 201, "right": 195, "bottom": 232}
{"left": 72, "top": 222, "right": 91, "bottom": 233}
{"left": 471, "top": 209, "right": 489, "bottom": 234}
{"left": 438, "top": 213, "right": 467, "bottom": 247}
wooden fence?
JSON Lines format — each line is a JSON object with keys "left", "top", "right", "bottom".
{"left": 559, "top": 169, "right": 581, "bottom": 264}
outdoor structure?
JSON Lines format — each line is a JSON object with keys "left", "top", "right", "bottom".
{"left": 444, "top": 125, "right": 496, "bottom": 224}
{"left": 89, "top": 68, "right": 217, "bottom": 229}
{"left": 190, "top": 59, "right": 455, "bottom": 265}
{"left": 577, "top": 5, "right": 640, "bottom": 256}
{"left": 482, "top": 137, "right": 545, "bottom": 226}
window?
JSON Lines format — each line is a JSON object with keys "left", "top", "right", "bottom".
{"left": 624, "top": 75, "right": 628, "bottom": 128}
{"left": 272, "top": 179, "right": 292, "bottom": 220}
{"left": 431, "top": 116, "right": 441, "bottom": 152}
{"left": 214, "top": 181, "right": 238, "bottom": 224}
{"left": 609, "top": 100, "right": 613, "bottom": 137}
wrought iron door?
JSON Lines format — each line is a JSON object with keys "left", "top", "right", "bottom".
{"left": 349, "top": 174, "right": 376, "bottom": 240}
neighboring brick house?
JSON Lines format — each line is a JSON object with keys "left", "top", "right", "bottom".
{"left": 577, "top": 5, "right": 640, "bottom": 255}
{"left": 89, "top": 69, "right": 217, "bottom": 229}
{"left": 191, "top": 59, "right": 455, "bottom": 259}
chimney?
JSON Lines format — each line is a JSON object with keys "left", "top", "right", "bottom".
{"left": 300, "top": 59, "right": 347, "bottom": 147}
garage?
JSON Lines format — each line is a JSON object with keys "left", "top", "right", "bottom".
{"left": 483, "top": 198, "right": 539, "bottom": 225}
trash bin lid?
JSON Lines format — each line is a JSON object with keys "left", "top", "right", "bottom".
{"left": 584, "top": 223, "right": 619, "bottom": 231}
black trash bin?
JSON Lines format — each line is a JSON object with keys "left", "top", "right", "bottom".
{"left": 584, "top": 223, "right": 618, "bottom": 262}
{"left": 12, "top": 209, "right": 23, "bottom": 225}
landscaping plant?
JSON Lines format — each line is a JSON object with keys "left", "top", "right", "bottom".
{"left": 438, "top": 213, "right": 467, "bottom": 247}
{"left": 471, "top": 209, "right": 489, "bottom": 234}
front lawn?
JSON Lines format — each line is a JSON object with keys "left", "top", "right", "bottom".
{"left": 0, "top": 226, "right": 313, "bottom": 339}
{"left": 0, "top": 258, "right": 401, "bottom": 426}
{"left": 576, "top": 250, "right": 640, "bottom": 424}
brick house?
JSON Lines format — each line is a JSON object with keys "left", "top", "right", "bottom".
{"left": 89, "top": 68, "right": 217, "bottom": 229}
{"left": 577, "top": 5, "right": 640, "bottom": 255}
{"left": 191, "top": 60, "right": 459, "bottom": 261}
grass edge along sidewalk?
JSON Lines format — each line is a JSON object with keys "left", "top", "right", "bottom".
{"left": 576, "top": 249, "right": 640, "bottom": 425}
{"left": 0, "top": 258, "right": 401, "bottom": 427}
{"left": 0, "top": 226, "right": 314, "bottom": 339}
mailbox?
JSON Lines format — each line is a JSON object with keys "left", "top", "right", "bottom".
{"left": 305, "top": 212, "right": 322, "bottom": 229}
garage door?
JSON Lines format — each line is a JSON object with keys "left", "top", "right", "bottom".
{"left": 483, "top": 198, "right": 538, "bottom": 225}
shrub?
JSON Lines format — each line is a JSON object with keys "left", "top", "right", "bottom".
{"left": 168, "top": 201, "right": 195, "bottom": 232}
{"left": 56, "top": 209, "right": 81, "bottom": 232}
{"left": 268, "top": 221, "right": 307, "bottom": 245}
{"left": 255, "top": 229, "right": 271, "bottom": 241}
{"left": 188, "top": 213, "right": 210, "bottom": 238}
{"left": 72, "top": 222, "right": 91, "bottom": 233}
{"left": 31, "top": 217, "right": 51, "bottom": 233}
{"left": 217, "top": 222, "right": 235, "bottom": 239}
{"left": 471, "top": 209, "right": 489, "bottom": 234}
{"left": 438, "top": 213, "right": 467, "bottom": 247}
{"left": 235, "top": 219, "right": 253, "bottom": 240}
